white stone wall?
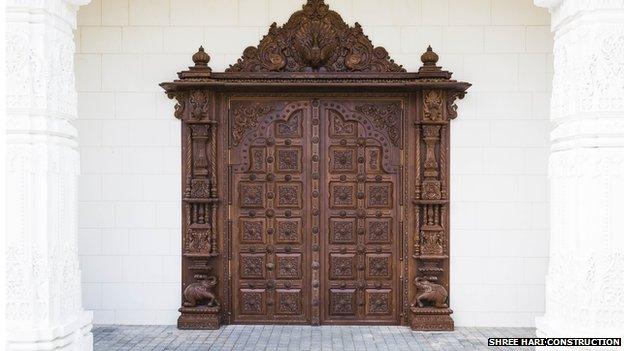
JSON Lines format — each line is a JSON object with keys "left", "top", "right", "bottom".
{"left": 74, "top": 0, "right": 552, "bottom": 326}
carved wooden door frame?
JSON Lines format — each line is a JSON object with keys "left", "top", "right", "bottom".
{"left": 161, "top": 0, "right": 470, "bottom": 331}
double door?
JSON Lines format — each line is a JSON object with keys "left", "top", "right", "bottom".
{"left": 229, "top": 97, "right": 403, "bottom": 325}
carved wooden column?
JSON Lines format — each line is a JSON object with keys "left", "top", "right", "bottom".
{"left": 168, "top": 48, "right": 222, "bottom": 329}
{"left": 534, "top": 0, "right": 624, "bottom": 338}
{"left": 5, "top": 0, "right": 93, "bottom": 349}
{"left": 411, "top": 47, "right": 466, "bottom": 331}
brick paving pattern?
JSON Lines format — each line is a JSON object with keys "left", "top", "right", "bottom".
{"left": 93, "top": 325, "right": 535, "bottom": 351}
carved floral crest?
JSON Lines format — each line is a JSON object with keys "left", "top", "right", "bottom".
{"left": 227, "top": 0, "right": 404, "bottom": 73}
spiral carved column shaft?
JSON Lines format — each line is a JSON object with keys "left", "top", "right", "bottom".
{"left": 535, "top": 0, "right": 624, "bottom": 339}
{"left": 5, "top": 0, "right": 93, "bottom": 350}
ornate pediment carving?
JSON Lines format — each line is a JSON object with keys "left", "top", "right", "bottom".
{"left": 226, "top": 0, "right": 405, "bottom": 73}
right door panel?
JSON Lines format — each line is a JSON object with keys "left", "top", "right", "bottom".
{"left": 320, "top": 99, "right": 403, "bottom": 324}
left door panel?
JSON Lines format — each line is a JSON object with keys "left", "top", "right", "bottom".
{"left": 229, "top": 99, "right": 312, "bottom": 324}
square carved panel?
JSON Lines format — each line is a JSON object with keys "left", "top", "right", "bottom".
{"left": 365, "top": 182, "right": 393, "bottom": 208}
{"left": 329, "top": 289, "right": 356, "bottom": 316}
{"left": 329, "top": 147, "right": 358, "bottom": 174}
{"left": 239, "top": 218, "right": 266, "bottom": 244}
{"left": 274, "top": 218, "right": 302, "bottom": 244}
{"left": 329, "top": 218, "right": 356, "bottom": 244}
{"left": 275, "top": 289, "right": 303, "bottom": 315}
{"left": 329, "top": 182, "right": 357, "bottom": 209}
{"left": 239, "top": 253, "right": 266, "bottom": 279}
{"left": 275, "top": 146, "right": 302, "bottom": 173}
{"left": 276, "top": 253, "right": 302, "bottom": 279}
{"left": 239, "top": 182, "right": 265, "bottom": 208}
{"left": 365, "top": 218, "right": 392, "bottom": 244}
{"left": 329, "top": 253, "right": 356, "bottom": 280}
{"left": 365, "top": 254, "right": 392, "bottom": 280}
{"left": 276, "top": 182, "right": 303, "bottom": 208}
{"left": 365, "top": 289, "right": 392, "bottom": 316}
{"left": 239, "top": 289, "right": 266, "bottom": 315}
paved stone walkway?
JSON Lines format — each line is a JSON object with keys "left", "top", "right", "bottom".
{"left": 93, "top": 325, "right": 535, "bottom": 350}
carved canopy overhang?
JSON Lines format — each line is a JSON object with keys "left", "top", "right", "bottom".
{"left": 160, "top": 0, "right": 470, "bottom": 332}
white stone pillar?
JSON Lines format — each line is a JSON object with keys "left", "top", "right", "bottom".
{"left": 534, "top": 0, "right": 624, "bottom": 340}
{"left": 5, "top": 0, "right": 93, "bottom": 350}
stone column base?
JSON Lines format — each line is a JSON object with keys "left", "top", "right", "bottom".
{"left": 410, "top": 307, "right": 454, "bottom": 331}
{"left": 178, "top": 306, "right": 221, "bottom": 330}
{"left": 8, "top": 312, "right": 93, "bottom": 351}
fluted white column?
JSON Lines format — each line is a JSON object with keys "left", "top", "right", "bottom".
{"left": 534, "top": 0, "right": 624, "bottom": 340}
{"left": 6, "top": 0, "right": 93, "bottom": 350}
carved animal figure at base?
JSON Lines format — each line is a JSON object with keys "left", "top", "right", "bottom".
{"left": 414, "top": 277, "right": 448, "bottom": 308}
{"left": 183, "top": 276, "right": 218, "bottom": 307}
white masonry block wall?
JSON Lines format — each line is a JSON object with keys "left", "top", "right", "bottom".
{"left": 74, "top": 0, "right": 553, "bottom": 326}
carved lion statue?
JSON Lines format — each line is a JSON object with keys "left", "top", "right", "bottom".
{"left": 183, "top": 276, "right": 219, "bottom": 307}
{"left": 414, "top": 277, "right": 448, "bottom": 308}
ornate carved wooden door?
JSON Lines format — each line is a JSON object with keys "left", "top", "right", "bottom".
{"left": 229, "top": 98, "right": 403, "bottom": 325}
{"left": 230, "top": 99, "right": 313, "bottom": 323}
{"left": 320, "top": 100, "right": 402, "bottom": 324}
{"left": 162, "top": 0, "right": 470, "bottom": 331}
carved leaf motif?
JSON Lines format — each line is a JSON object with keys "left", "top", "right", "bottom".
{"left": 355, "top": 103, "right": 401, "bottom": 146}
{"left": 231, "top": 103, "right": 272, "bottom": 146}
{"left": 226, "top": 0, "right": 404, "bottom": 72}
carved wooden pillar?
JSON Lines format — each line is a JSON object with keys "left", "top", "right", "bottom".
{"left": 534, "top": 0, "right": 624, "bottom": 338}
{"left": 168, "top": 48, "right": 222, "bottom": 329}
{"left": 6, "top": 0, "right": 94, "bottom": 349}
{"left": 411, "top": 47, "right": 466, "bottom": 331}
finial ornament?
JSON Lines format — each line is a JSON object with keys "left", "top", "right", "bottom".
{"left": 192, "top": 46, "right": 210, "bottom": 67}
{"left": 417, "top": 45, "right": 451, "bottom": 80}
{"left": 421, "top": 45, "right": 439, "bottom": 66}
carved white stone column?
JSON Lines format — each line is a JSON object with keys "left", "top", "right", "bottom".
{"left": 6, "top": 0, "right": 93, "bottom": 350}
{"left": 534, "top": 0, "right": 624, "bottom": 340}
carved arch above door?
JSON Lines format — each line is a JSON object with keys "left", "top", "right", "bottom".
{"left": 161, "top": 0, "right": 470, "bottom": 332}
